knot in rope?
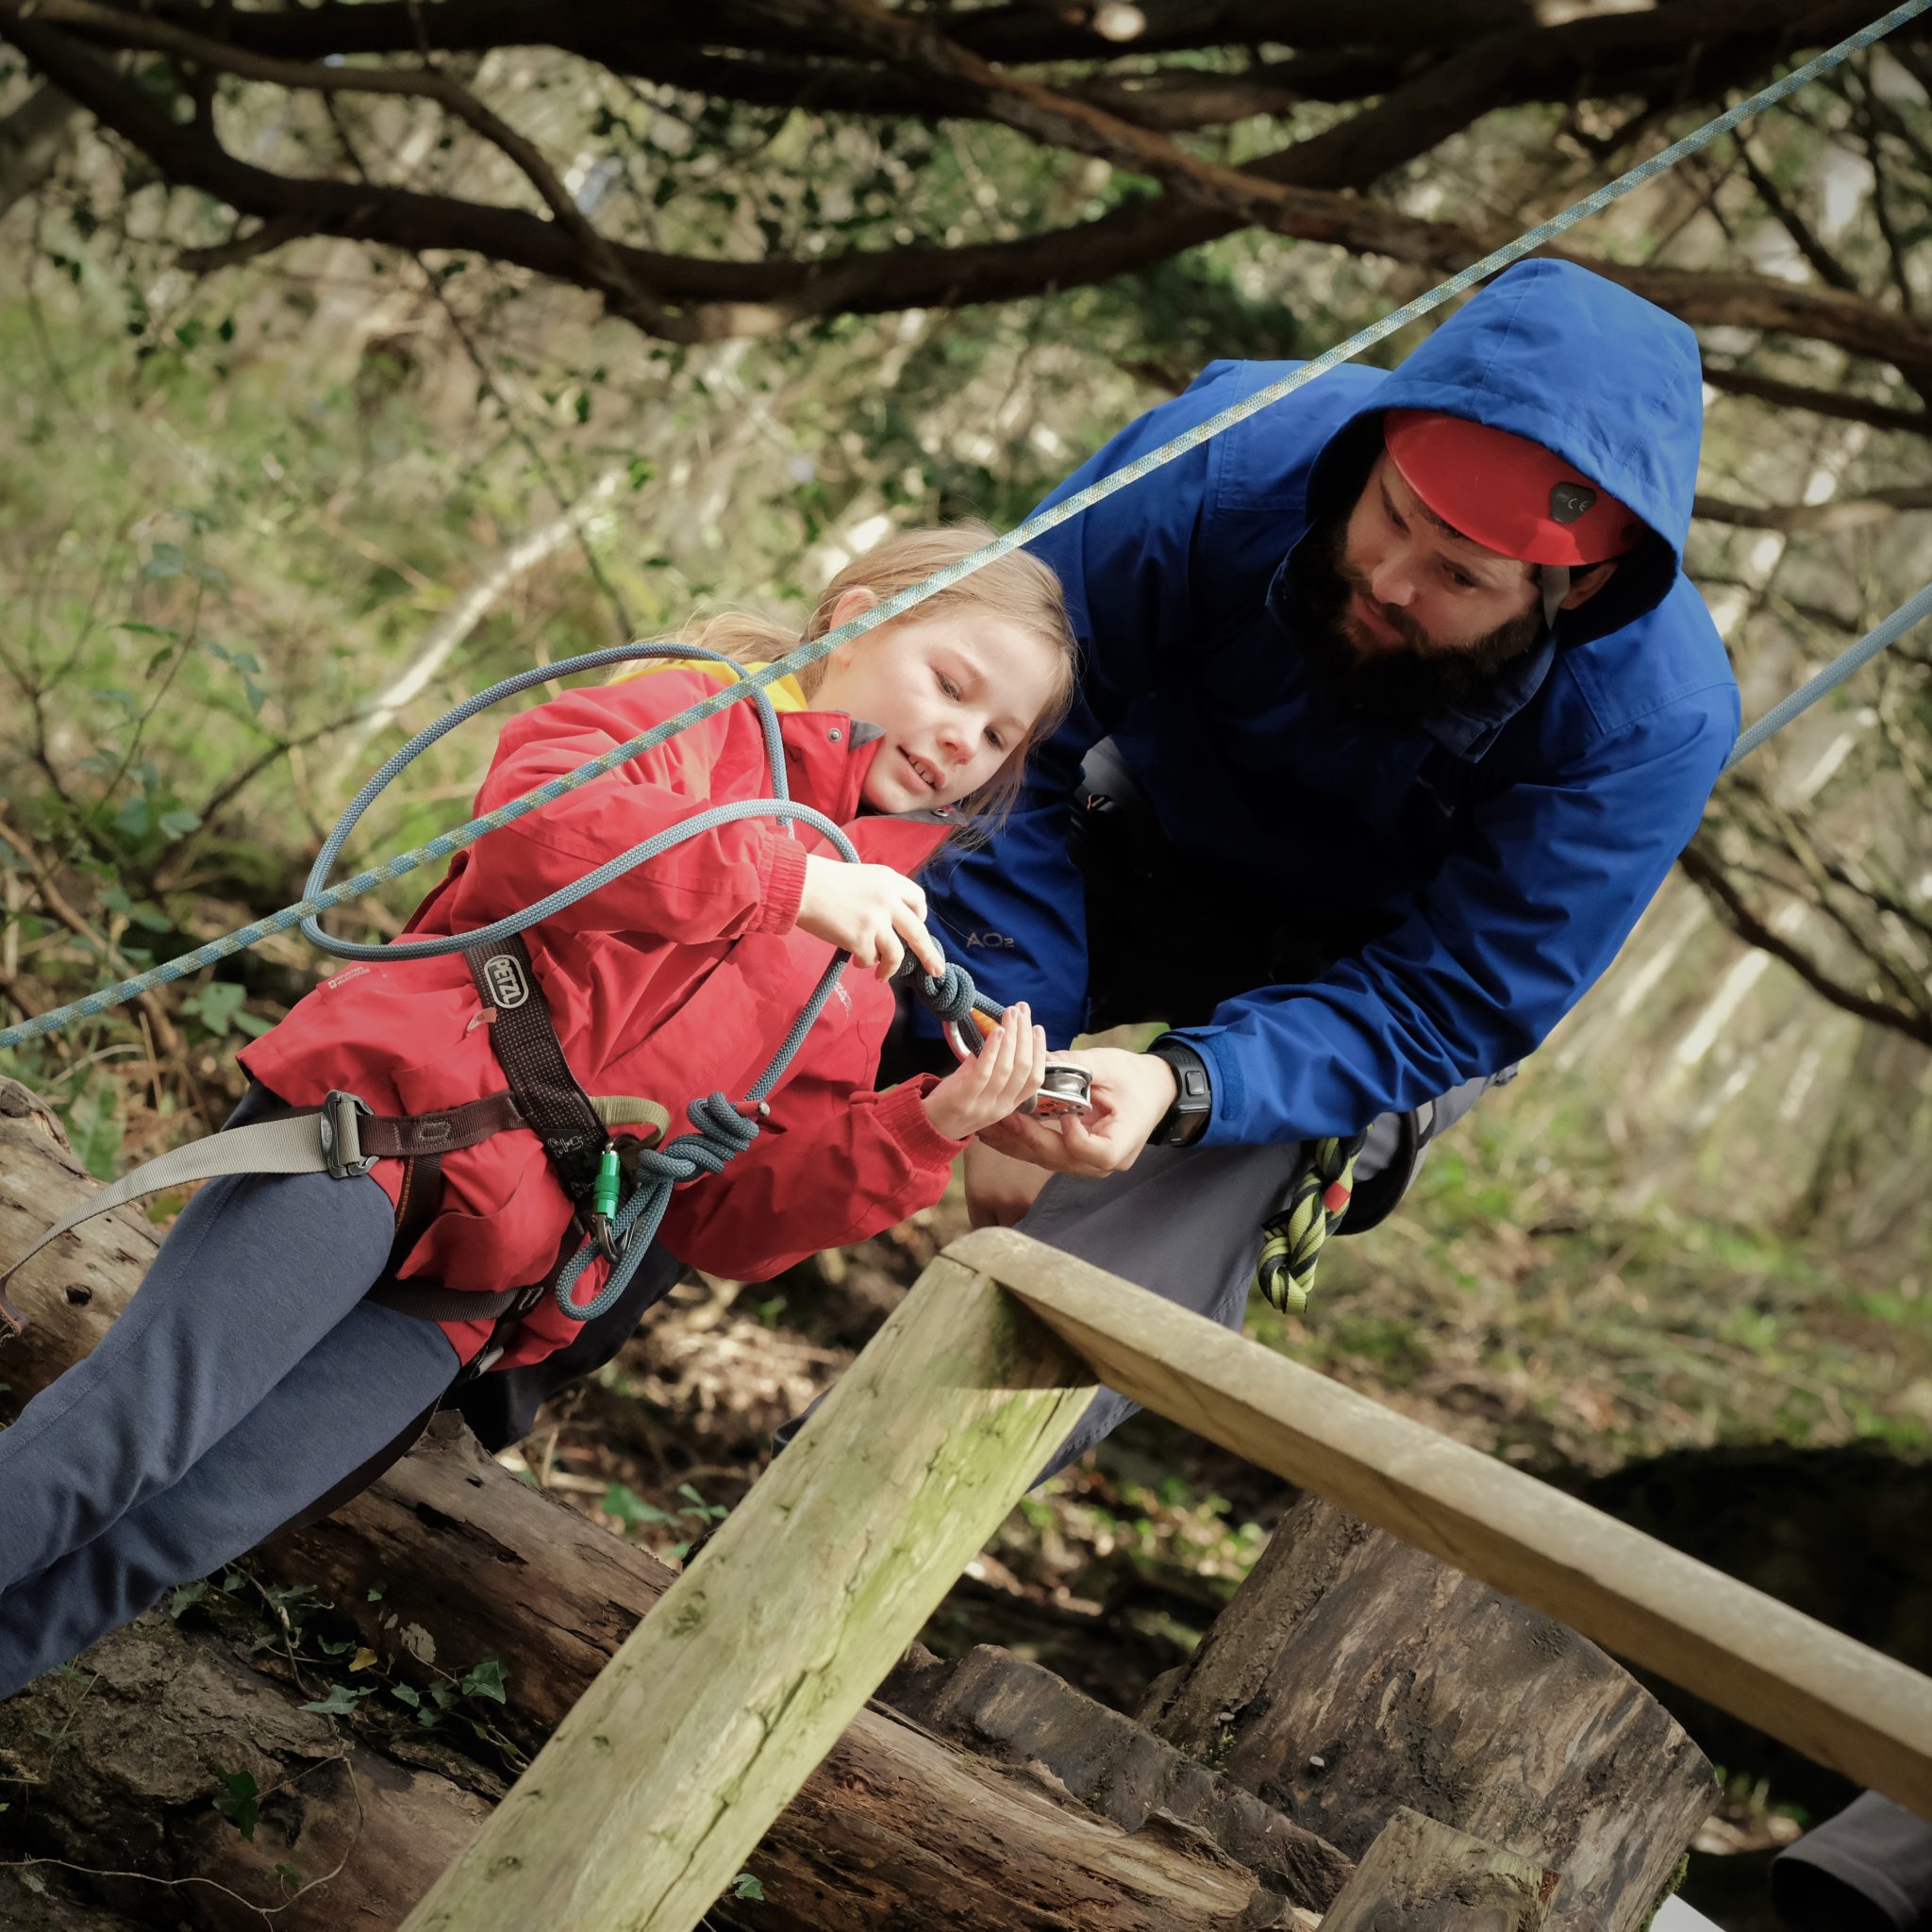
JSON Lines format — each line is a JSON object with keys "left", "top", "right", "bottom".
{"left": 554, "top": 1092, "right": 760, "bottom": 1322}
{"left": 906, "top": 960, "right": 982, "bottom": 1030}
{"left": 1254, "top": 1129, "right": 1369, "bottom": 1318}
{"left": 629, "top": 1091, "right": 760, "bottom": 1189}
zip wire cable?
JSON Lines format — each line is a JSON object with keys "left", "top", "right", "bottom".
{"left": 1724, "top": 580, "right": 1932, "bottom": 771}
{"left": 0, "top": 0, "right": 1925, "bottom": 1055}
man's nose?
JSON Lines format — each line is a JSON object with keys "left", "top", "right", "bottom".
{"left": 1369, "top": 556, "right": 1417, "bottom": 608}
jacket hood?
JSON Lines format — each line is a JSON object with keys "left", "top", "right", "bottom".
{"left": 1303, "top": 259, "right": 1706, "bottom": 648}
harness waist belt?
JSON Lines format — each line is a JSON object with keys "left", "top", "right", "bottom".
{"left": 0, "top": 1091, "right": 524, "bottom": 1326}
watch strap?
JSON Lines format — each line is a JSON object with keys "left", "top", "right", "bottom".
{"left": 1146, "top": 1037, "right": 1212, "bottom": 1146}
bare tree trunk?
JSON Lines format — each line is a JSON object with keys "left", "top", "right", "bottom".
{"left": 1141, "top": 1493, "right": 1715, "bottom": 1932}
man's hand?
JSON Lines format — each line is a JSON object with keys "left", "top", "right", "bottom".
{"left": 795, "top": 855, "right": 944, "bottom": 981}
{"left": 963, "top": 1138, "right": 1055, "bottom": 1229}
{"left": 975, "top": 1046, "right": 1178, "bottom": 1179}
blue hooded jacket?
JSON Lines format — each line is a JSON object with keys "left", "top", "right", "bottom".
{"left": 925, "top": 260, "right": 1740, "bottom": 1145}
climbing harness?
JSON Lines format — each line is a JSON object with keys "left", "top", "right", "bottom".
{"left": 0, "top": 1, "right": 1928, "bottom": 1338}
{"left": 0, "top": 643, "right": 995, "bottom": 1346}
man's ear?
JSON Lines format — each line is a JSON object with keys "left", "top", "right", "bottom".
{"left": 1557, "top": 561, "right": 1617, "bottom": 611}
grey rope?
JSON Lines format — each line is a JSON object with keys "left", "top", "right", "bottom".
{"left": 0, "top": 0, "right": 1924, "bottom": 1058}
{"left": 1724, "top": 580, "right": 1932, "bottom": 771}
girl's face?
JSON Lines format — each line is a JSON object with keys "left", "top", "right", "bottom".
{"left": 813, "top": 590, "right": 1063, "bottom": 814}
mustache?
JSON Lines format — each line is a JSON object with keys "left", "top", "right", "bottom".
{"left": 1337, "top": 563, "right": 1428, "bottom": 649}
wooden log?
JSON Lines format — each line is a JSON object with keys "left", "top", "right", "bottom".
{"left": 397, "top": 1254, "right": 1099, "bottom": 1932}
{"left": 5, "top": 1133, "right": 1350, "bottom": 1932}
{"left": 274, "top": 1420, "right": 1358, "bottom": 1930}
{"left": 953, "top": 1225, "right": 1932, "bottom": 1820}
{"left": 1319, "top": 1807, "right": 1557, "bottom": 1931}
{"left": 884, "top": 1643, "right": 1355, "bottom": 1907}
{"left": 0, "top": 1609, "right": 495, "bottom": 1932}
{"left": 0, "top": 1081, "right": 158, "bottom": 1386}
{"left": 1141, "top": 1493, "right": 1712, "bottom": 1932}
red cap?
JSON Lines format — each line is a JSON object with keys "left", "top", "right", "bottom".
{"left": 1383, "top": 410, "right": 1644, "bottom": 567}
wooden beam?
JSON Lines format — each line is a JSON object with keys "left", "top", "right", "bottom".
{"left": 397, "top": 1254, "right": 1097, "bottom": 1932}
{"left": 953, "top": 1226, "right": 1932, "bottom": 1822}
{"left": 1319, "top": 1807, "right": 1557, "bottom": 1929}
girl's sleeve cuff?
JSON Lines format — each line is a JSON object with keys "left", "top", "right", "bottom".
{"left": 754, "top": 833, "right": 811, "bottom": 935}
{"left": 878, "top": 1075, "right": 971, "bottom": 1167}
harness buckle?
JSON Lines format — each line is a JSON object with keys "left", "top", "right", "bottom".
{"left": 319, "top": 1090, "right": 375, "bottom": 1180}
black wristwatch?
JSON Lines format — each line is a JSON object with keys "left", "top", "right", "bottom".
{"left": 1145, "top": 1037, "right": 1212, "bottom": 1147}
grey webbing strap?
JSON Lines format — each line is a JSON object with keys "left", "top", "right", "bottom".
{"left": 0, "top": 1089, "right": 530, "bottom": 1296}
{"left": 1540, "top": 564, "right": 1573, "bottom": 631}
{"left": 465, "top": 934, "right": 608, "bottom": 1197}
{"left": 0, "top": 1103, "right": 361, "bottom": 1291}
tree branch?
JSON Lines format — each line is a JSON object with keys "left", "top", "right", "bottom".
{"left": 1702, "top": 363, "right": 1932, "bottom": 439}
{"left": 10, "top": 0, "right": 1932, "bottom": 385}
{"left": 1678, "top": 839, "right": 1932, "bottom": 1046}
{"left": 19, "top": 0, "right": 684, "bottom": 338}
{"left": 1731, "top": 131, "right": 1861, "bottom": 293}
{"left": 1693, "top": 483, "right": 1932, "bottom": 529}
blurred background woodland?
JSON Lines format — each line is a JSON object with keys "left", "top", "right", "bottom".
{"left": 0, "top": 0, "right": 1929, "bottom": 1907}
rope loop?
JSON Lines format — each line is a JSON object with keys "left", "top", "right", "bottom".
{"left": 907, "top": 960, "right": 982, "bottom": 1030}
{"left": 554, "top": 1092, "right": 761, "bottom": 1321}
{"left": 1254, "top": 1129, "right": 1369, "bottom": 1318}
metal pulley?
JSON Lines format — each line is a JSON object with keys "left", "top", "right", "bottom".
{"left": 942, "top": 1011, "right": 1092, "bottom": 1119}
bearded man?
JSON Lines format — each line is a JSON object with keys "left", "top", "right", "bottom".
{"left": 909, "top": 258, "right": 1739, "bottom": 1470}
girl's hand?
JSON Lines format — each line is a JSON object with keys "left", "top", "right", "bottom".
{"left": 797, "top": 856, "right": 945, "bottom": 981}
{"left": 923, "top": 1005, "right": 1047, "bottom": 1141}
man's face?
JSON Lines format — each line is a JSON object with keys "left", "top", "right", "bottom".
{"left": 1297, "top": 454, "right": 1549, "bottom": 722}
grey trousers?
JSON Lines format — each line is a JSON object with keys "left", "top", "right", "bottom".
{"left": 0, "top": 1164, "right": 458, "bottom": 1698}
{"left": 773, "top": 1070, "right": 1500, "bottom": 1481}
{"left": 1024, "top": 1068, "right": 1499, "bottom": 1480}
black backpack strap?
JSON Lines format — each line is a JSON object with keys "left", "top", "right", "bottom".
{"left": 464, "top": 933, "right": 607, "bottom": 1201}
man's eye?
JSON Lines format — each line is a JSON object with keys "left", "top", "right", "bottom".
{"left": 1447, "top": 568, "right": 1476, "bottom": 590}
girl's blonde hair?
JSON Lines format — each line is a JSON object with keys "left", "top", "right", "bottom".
{"left": 687, "top": 521, "right": 1077, "bottom": 838}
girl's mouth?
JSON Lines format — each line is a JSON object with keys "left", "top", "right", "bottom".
{"left": 903, "top": 749, "right": 941, "bottom": 791}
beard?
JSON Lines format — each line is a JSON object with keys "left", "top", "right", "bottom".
{"left": 1291, "top": 515, "right": 1546, "bottom": 725}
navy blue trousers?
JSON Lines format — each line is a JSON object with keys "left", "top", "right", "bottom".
{"left": 0, "top": 1163, "right": 458, "bottom": 1699}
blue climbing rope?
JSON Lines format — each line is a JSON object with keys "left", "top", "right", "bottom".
{"left": 1724, "top": 581, "right": 1932, "bottom": 771}
{"left": 0, "top": 0, "right": 1925, "bottom": 1067}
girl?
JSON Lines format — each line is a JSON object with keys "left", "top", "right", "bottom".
{"left": 0, "top": 523, "right": 1076, "bottom": 1698}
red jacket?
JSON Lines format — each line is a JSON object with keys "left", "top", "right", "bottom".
{"left": 241, "top": 664, "right": 966, "bottom": 1368}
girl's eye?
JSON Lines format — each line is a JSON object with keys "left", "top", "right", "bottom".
{"left": 938, "top": 672, "right": 960, "bottom": 699}
{"left": 984, "top": 727, "right": 1005, "bottom": 751}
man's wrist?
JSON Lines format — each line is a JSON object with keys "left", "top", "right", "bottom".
{"left": 1144, "top": 1037, "right": 1212, "bottom": 1146}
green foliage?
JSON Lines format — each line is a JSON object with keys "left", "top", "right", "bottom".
{"left": 459, "top": 1658, "right": 509, "bottom": 1704}
{"left": 61, "top": 1081, "right": 125, "bottom": 1182}
{"left": 298, "top": 1683, "right": 370, "bottom": 1717}
{"left": 181, "top": 978, "right": 270, "bottom": 1039}
{"left": 211, "top": 1768, "right": 261, "bottom": 1840}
